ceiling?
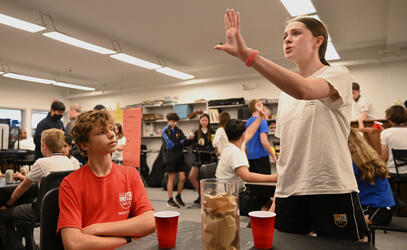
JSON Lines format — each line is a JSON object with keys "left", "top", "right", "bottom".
{"left": 0, "top": 0, "right": 406, "bottom": 98}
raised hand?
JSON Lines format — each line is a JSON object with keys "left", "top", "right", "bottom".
{"left": 214, "top": 9, "right": 251, "bottom": 61}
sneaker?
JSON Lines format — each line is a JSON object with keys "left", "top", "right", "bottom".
{"left": 168, "top": 198, "right": 180, "bottom": 208}
{"left": 175, "top": 194, "right": 185, "bottom": 207}
{"left": 193, "top": 196, "right": 201, "bottom": 204}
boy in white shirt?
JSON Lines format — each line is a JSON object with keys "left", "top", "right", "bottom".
{"left": 0, "top": 128, "right": 79, "bottom": 249}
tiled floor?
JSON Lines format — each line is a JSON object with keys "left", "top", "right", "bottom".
{"left": 34, "top": 187, "right": 406, "bottom": 249}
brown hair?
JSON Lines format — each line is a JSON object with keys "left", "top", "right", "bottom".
{"left": 218, "top": 112, "right": 231, "bottom": 128}
{"left": 197, "top": 113, "right": 212, "bottom": 143}
{"left": 287, "top": 16, "right": 330, "bottom": 66}
{"left": 248, "top": 99, "right": 259, "bottom": 114}
{"left": 115, "top": 122, "right": 124, "bottom": 139}
{"left": 41, "top": 128, "right": 65, "bottom": 153}
{"left": 385, "top": 105, "right": 407, "bottom": 125}
{"left": 166, "top": 112, "right": 179, "bottom": 121}
{"left": 348, "top": 128, "right": 388, "bottom": 184}
{"left": 352, "top": 82, "right": 360, "bottom": 91}
{"left": 72, "top": 110, "right": 114, "bottom": 153}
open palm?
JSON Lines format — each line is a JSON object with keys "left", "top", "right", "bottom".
{"left": 215, "top": 9, "right": 249, "bottom": 61}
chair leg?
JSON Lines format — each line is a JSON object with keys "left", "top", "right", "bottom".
{"left": 372, "top": 229, "right": 376, "bottom": 246}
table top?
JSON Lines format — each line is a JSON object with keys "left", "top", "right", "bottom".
{"left": 118, "top": 221, "right": 376, "bottom": 250}
{"left": 0, "top": 149, "right": 34, "bottom": 156}
{"left": 0, "top": 176, "right": 21, "bottom": 189}
{"left": 245, "top": 181, "right": 276, "bottom": 186}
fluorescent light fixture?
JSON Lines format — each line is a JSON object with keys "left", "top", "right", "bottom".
{"left": 0, "top": 13, "right": 45, "bottom": 33}
{"left": 0, "top": 71, "right": 3, "bottom": 75}
{"left": 3, "top": 73, "right": 54, "bottom": 84}
{"left": 110, "top": 53, "right": 162, "bottom": 70}
{"left": 326, "top": 42, "right": 340, "bottom": 61}
{"left": 54, "top": 81, "right": 95, "bottom": 91}
{"left": 155, "top": 67, "right": 194, "bottom": 80}
{"left": 43, "top": 31, "right": 116, "bottom": 55}
{"left": 280, "top": 0, "right": 316, "bottom": 16}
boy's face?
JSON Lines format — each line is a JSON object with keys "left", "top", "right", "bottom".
{"left": 80, "top": 124, "right": 117, "bottom": 156}
{"left": 168, "top": 120, "right": 177, "bottom": 128}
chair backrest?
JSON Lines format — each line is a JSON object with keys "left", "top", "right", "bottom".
{"left": 32, "top": 170, "right": 74, "bottom": 222}
{"left": 40, "top": 188, "right": 64, "bottom": 250}
{"left": 199, "top": 163, "right": 217, "bottom": 180}
{"left": 391, "top": 149, "right": 407, "bottom": 176}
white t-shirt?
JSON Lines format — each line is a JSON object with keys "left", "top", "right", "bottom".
{"left": 216, "top": 142, "right": 248, "bottom": 189}
{"left": 69, "top": 156, "right": 81, "bottom": 168}
{"left": 212, "top": 127, "right": 229, "bottom": 156}
{"left": 380, "top": 127, "right": 407, "bottom": 174}
{"left": 14, "top": 137, "right": 35, "bottom": 151}
{"left": 111, "top": 136, "right": 126, "bottom": 161}
{"left": 352, "top": 96, "right": 376, "bottom": 120}
{"left": 275, "top": 65, "right": 358, "bottom": 197}
{"left": 27, "top": 154, "right": 79, "bottom": 183}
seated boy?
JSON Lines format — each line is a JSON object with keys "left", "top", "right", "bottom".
{"left": 216, "top": 118, "right": 277, "bottom": 215}
{"left": 0, "top": 128, "right": 79, "bottom": 250}
{"left": 57, "top": 110, "right": 155, "bottom": 249}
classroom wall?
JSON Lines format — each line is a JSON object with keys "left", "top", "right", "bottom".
{"left": 0, "top": 77, "right": 69, "bottom": 137}
{"left": 74, "top": 59, "right": 407, "bottom": 119}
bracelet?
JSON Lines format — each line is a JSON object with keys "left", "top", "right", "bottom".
{"left": 125, "top": 236, "right": 132, "bottom": 244}
{"left": 245, "top": 50, "right": 259, "bottom": 67}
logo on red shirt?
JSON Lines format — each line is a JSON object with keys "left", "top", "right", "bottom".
{"left": 119, "top": 192, "right": 132, "bottom": 209}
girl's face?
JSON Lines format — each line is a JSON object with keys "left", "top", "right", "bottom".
{"left": 283, "top": 21, "right": 320, "bottom": 62}
{"left": 62, "top": 142, "right": 72, "bottom": 156}
{"left": 115, "top": 125, "right": 119, "bottom": 134}
{"left": 200, "top": 117, "right": 209, "bottom": 128}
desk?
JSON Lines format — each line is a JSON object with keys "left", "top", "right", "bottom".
{"left": 0, "top": 149, "right": 35, "bottom": 171}
{"left": 0, "top": 177, "right": 38, "bottom": 206}
{"left": 118, "top": 221, "right": 376, "bottom": 250}
{"left": 245, "top": 182, "right": 276, "bottom": 186}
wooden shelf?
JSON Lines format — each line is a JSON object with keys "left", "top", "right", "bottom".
{"left": 143, "top": 118, "right": 200, "bottom": 123}
{"left": 208, "top": 104, "right": 246, "bottom": 109}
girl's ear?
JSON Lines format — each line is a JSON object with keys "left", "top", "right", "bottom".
{"left": 314, "top": 35, "right": 324, "bottom": 48}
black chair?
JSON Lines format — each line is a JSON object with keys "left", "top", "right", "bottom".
{"left": 369, "top": 216, "right": 407, "bottom": 246}
{"left": 199, "top": 163, "right": 217, "bottom": 180}
{"left": 15, "top": 170, "right": 74, "bottom": 250}
{"left": 390, "top": 149, "right": 407, "bottom": 207}
{"left": 40, "top": 188, "right": 64, "bottom": 250}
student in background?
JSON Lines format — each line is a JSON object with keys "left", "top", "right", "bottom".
{"left": 215, "top": 10, "right": 367, "bottom": 240}
{"left": 212, "top": 112, "right": 231, "bottom": 157}
{"left": 34, "top": 101, "right": 66, "bottom": 160}
{"left": 62, "top": 134, "right": 81, "bottom": 168}
{"left": 348, "top": 128, "right": 395, "bottom": 225}
{"left": 112, "top": 123, "right": 126, "bottom": 165}
{"left": 352, "top": 82, "right": 376, "bottom": 121}
{"left": 0, "top": 128, "right": 79, "bottom": 250}
{"left": 13, "top": 129, "right": 35, "bottom": 150}
{"left": 188, "top": 114, "right": 216, "bottom": 205}
{"left": 66, "top": 104, "right": 81, "bottom": 136}
{"left": 216, "top": 117, "right": 277, "bottom": 215}
{"left": 162, "top": 112, "right": 192, "bottom": 208}
{"left": 381, "top": 105, "right": 407, "bottom": 175}
{"left": 93, "top": 104, "right": 106, "bottom": 111}
{"left": 58, "top": 110, "right": 154, "bottom": 249}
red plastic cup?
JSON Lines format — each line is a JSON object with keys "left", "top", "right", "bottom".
{"left": 154, "top": 211, "right": 180, "bottom": 248}
{"left": 249, "top": 211, "right": 276, "bottom": 249}
{"left": 373, "top": 121, "right": 383, "bottom": 131}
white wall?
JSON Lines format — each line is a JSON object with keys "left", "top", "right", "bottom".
{"left": 0, "top": 77, "right": 69, "bottom": 137}
{"left": 74, "top": 60, "right": 407, "bottom": 119}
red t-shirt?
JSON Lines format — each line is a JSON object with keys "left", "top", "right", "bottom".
{"left": 57, "top": 163, "right": 153, "bottom": 233}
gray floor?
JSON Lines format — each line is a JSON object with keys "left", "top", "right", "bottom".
{"left": 34, "top": 187, "right": 406, "bottom": 249}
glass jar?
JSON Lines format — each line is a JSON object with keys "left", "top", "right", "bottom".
{"left": 200, "top": 178, "right": 240, "bottom": 250}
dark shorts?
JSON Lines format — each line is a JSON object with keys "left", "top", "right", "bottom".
{"left": 362, "top": 206, "right": 393, "bottom": 225}
{"left": 247, "top": 156, "right": 273, "bottom": 206}
{"left": 166, "top": 162, "right": 186, "bottom": 173}
{"left": 275, "top": 192, "right": 369, "bottom": 240}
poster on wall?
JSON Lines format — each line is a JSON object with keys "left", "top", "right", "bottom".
{"left": 123, "top": 108, "right": 142, "bottom": 167}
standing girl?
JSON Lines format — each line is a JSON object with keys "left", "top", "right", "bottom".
{"left": 188, "top": 114, "right": 216, "bottom": 204}
{"left": 212, "top": 112, "right": 231, "bottom": 157}
{"left": 215, "top": 9, "right": 368, "bottom": 240}
{"left": 112, "top": 122, "right": 126, "bottom": 165}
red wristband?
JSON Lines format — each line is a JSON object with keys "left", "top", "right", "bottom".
{"left": 245, "top": 50, "right": 259, "bottom": 67}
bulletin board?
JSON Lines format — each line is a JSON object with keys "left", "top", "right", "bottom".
{"left": 122, "top": 108, "right": 142, "bottom": 167}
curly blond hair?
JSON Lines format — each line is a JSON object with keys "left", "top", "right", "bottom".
{"left": 348, "top": 128, "right": 388, "bottom": 184}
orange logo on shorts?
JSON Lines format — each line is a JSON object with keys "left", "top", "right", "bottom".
{"left": 333, "top": 214, "right": 348, "bottom": 228}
